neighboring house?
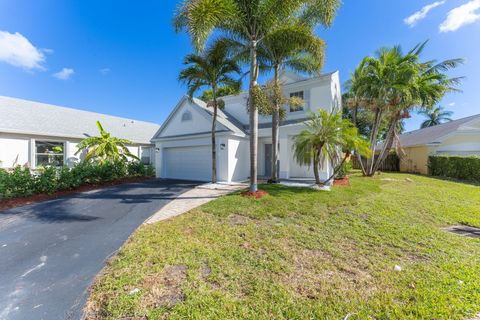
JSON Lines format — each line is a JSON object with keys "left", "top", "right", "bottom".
{"left": 396, "top": 114, "right": 480, "bottom": 174}
{"left": 151, "top": 71, "right": 342, "bottom": 182}
{"left": 0, "top": 96, "right": 160, "bottom": 169}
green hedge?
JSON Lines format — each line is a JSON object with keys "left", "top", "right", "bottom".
{"left": 428, "top": 155, "right": 480, "bottom": 181}
{"left": 0, "top": 161, "right": 155, "bottom": 200}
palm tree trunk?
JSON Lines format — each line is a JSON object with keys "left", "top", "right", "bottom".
{"left": 271, "top": 64, "right": 280, "bottom": 183}
{"left": 372, "top": 118, "right": 397, "bottom": 174}
{"left": 323, "top": 154, "right": 348, "bottom": 185}
{"left": 313, "top": 151, "right": 321, "bottom": 185}
{"left": 366, "top": 108, "right": 382, "bottom": 176}
{"left": 249, "top": 39, "right": 259, "bottom": 192}
{"left": 351, "top": 105, "right": 367, "bottom": 176}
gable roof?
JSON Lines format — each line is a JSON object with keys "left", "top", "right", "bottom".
{"left": 0, "top": 96, "right": 160, "bottom": 144}
{"left": 152, "top": 96, "right": 246, "bottom": 140}
{"left": 397, "top": 114, "right": 480, "bottom": 148}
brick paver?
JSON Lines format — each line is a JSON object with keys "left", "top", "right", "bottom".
{"left": 144, "top": 183, "right": 247, "bottom": 224}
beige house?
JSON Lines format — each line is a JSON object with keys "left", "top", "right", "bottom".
{"left": 396, "top": 114, "right": 480, "bottom": 174}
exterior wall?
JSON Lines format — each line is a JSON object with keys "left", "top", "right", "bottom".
{"left": 434, "top": 132, "right": 480, "bottom": 155}
{"left": 222, "top": 72, "right": 340, "bottom": 126}
{"left": 0, "top": 133, "right": 30, "bottom": 168}
{"left": 227, "top": 137, "right": 249, "bottom": 182}
{"left": 159, "top": 100, "right": 227, "bottom": 138}
{"left": 400, "top": 146, "right": 429, "bottom": 174}
{"left": 0, "top": 132, "right": 153, "bottom": 169}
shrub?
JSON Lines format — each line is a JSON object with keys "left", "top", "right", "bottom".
{"left": 0, "top": 160, "right": 154, "bottom": 200}
{"left": 428, "top": 155, "right": 480, "bottom": 181}
{"left": 35, "top": 166, "right": 58, "bottom": 194}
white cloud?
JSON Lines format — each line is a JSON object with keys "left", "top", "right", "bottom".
{"left": 448, "top": 102, "right": 456, "bottom": 107}
{"left": 99, "top": 68, "right": 110, "bottom": 75}
{"left": 440, "top": 0, "right": 480, "bottom": 32}
{"left": 404, "top": 1, "right": 446, "bottom": 27}
{"left": 0, "top": 30, "right": 46, "bottom": 70}
{"left": 52, "top": 68, "right": 74, "bottom": 80}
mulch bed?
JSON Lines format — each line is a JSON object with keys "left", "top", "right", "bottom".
{"left": 334, "top": 177, "right": 350, "bottom": 186}
{"left": 240, "top": 190, "right": 269, "bottom": 199}
{"left": 0, "top": 176, "right": 152, "bottom": 211}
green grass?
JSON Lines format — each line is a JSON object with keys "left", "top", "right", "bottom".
{"left": 86, "top": 173, "right": 480, "bottom": 319}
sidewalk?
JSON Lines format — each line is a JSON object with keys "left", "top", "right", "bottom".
{"left": 144, "top": 182, "right": 247, "bottom": 224}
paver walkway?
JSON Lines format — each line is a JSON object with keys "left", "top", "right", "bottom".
{"left": 145, "top": 182, "right": 247, "bottom": 224}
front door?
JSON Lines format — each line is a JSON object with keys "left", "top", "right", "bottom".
{"left": 264, "top": 144, "right": 272, "bottom": 178}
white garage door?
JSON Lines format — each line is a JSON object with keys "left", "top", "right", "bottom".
{"left": 164, "top": 146, "right": 212, "bottom": 181}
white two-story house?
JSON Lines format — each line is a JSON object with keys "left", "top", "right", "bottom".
{"left": 151, "top": 71, "right": 342, "bottom": 183}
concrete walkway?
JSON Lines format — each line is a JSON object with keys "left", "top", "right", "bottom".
{"left": 145, "top": 182, "right": 247, "bottom": 224}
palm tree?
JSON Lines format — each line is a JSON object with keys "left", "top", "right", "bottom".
{"left": 174, "top": 0, "right": 340, "bottom": 192}
{"left": 343, "top": 42, "right": 463, "bottom": 176}
{"left": 293, "top": 110, "right": 369, "bottom": 186}
{"left": 257, "top": 23, "right": 324, "bottom": 183}
{"left": 76, "top": 121, "right": 138, "bottom": 163}
{"left": 179, "top": 41, "right": 241, "bottom": 183}
{"left": 419, "top": 106, "right": 453, "bottom": 128}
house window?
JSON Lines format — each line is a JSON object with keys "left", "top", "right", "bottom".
{"left": 289, "top": 91, "right": 304, "bottom": 112}
{"left": 140, "top": 147, "right": 152, "bottom": 165}
{"left": 181, "top": 111, "right": 192, "bottom": 122}
{"left": 35, "top": 141, "right": 65, "bottom": 167}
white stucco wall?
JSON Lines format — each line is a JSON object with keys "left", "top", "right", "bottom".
{"left": 0, "top": 133, "right": 30, "bottom": 168}
{"left": 227, "top": 137, "right": 249, "bottom": 182}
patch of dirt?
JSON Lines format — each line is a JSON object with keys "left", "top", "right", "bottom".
{"left": 282, "top": 248, "right": 376, "bottom": 300}
{"left": 141, "top": 265, "right": 188, "bottom": 309}
{"left": 0, "top": 176, "right": 152, "bottom": 211}
{"left": 199, "top": 261, "right": 211, "bottom": 280}
{"left": 229, "top": 214, "right": 250, "bottom": 225}
{"left": 240, "top": 190, "right": 269, "bottom": 199}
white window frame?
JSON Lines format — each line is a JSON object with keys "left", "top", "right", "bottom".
{"left": 289, "top": 90, "right": 307, "bottom": 113}
{"left": 34, "top": 140, "right": 66, "bottom": 167}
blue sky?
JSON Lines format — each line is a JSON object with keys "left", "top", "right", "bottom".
{"left": 0, "top": 0, "right": 479, "bottom": 132}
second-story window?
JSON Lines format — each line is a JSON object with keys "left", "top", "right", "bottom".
{"left": 289, "top": 91, "right": 304, "bottom": 112}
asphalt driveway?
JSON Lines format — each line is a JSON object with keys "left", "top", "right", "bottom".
{"left": 0, "top": 179, "right": 199, "bottom": 320}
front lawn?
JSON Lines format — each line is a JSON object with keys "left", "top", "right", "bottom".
{"left": 86, "top": 173, "right": 480, "bottom": 319}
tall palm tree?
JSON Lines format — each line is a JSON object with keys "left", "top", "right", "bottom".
{"left": 343, "top": 42, "right": 463, "bottom": 176}
{"left": 258, "top": 23, "right": 324, "bottom": 183}
{"left": 178, "top": 41, "right": 241, "bottom": 183}
{"left": 76, "top": 121, "right": 138, "bottom": 163}
{"left": 174, "top": 0, "right": 340, "bottom": 192}
{"left": 293, "top": 110, "right": 369, "bottom": 186}
{"left": 419, "top": 106, "right": 453, "bottom": 128}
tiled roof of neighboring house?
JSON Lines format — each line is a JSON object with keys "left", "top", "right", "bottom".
{"left": 397, "top": 114, "right": 480, "bottom": 148}
{"left": 0, "top": 96, "right": 160, "bottom": 144}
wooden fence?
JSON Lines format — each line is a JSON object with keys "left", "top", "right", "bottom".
{"left": 352, "top": 153, "right": 400, "bottom": 172}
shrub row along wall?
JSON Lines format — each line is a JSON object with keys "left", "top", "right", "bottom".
{"left": 0, "top": 161, "right": 155, "bottom": 200}
{"left": 428, "top": 155, "right": 480, "bottom": 181}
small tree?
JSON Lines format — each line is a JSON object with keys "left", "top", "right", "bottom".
{"left": 178, "top": 40, "right": 241, "bottom": 183}
{"left": 293, "top": 110, "right": 369, "bottom": 186}
{"left": 76, "top": 121, "right": 138, "bottom": 163}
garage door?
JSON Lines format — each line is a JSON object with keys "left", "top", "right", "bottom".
{"left": 164, "top": 146, "right": 212, "bottom": 181}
